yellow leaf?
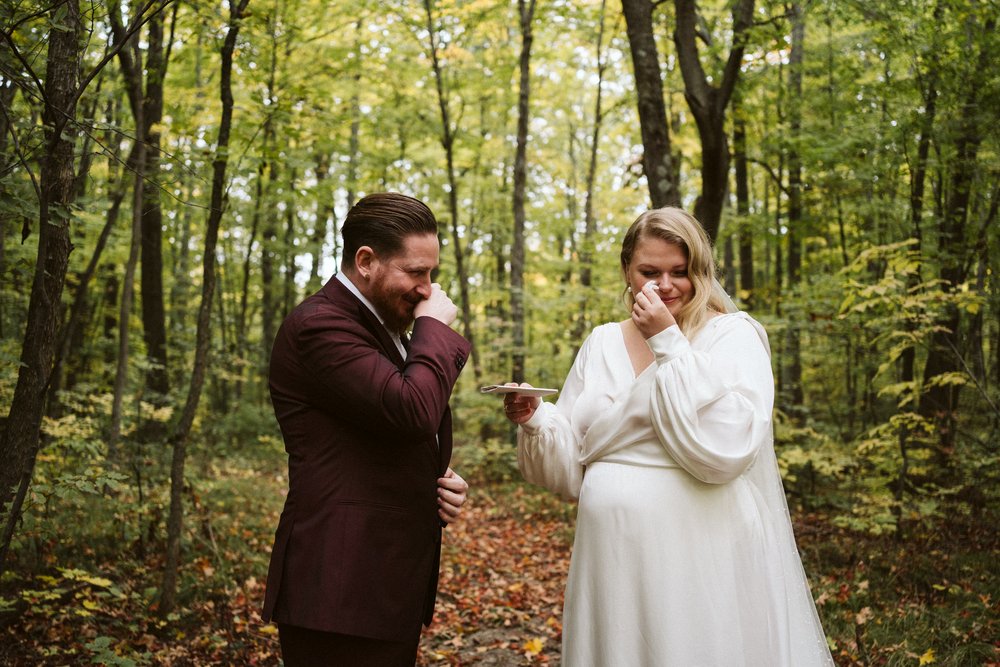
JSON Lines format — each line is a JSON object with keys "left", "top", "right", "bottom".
{"left": 259, "top": 625, "right": 279, "bottom": 635}
{"left": 919, "top": 648, "right": 936, "bottom": 665}
{"left": 83, "top": 599, "right": 101, "bottom": 610}
{"left": 81, "top": 576, "right": 113, "bottom": 588}
{"left": 523, "top": 637, "right": 545, "bottom": 654}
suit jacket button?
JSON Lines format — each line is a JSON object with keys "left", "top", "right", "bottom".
{"left": 455, "top": 355, "right": 466, "bottom": 370}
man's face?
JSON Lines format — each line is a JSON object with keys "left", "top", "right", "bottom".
{"left": 365, "top": 233, "right": 439, "bottom": 334}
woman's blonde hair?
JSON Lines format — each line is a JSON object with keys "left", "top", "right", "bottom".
{"left": 620, "top": 206, "right": 727, "bottom": 339}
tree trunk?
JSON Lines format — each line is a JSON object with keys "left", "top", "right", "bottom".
{"left": 140, "top": 12, "right": 170, "bottom": 399}
{"left": 283, "top": 167, "right": 298, "bottom": 316}
{"left": 160, "top": 0, "right": 250, "bottom": 616}
{"left": 423, "top": 0, "right": 480, "bottom": 381}
{"left": 781, "top": 2, "right": 804, "bottom": 408}
{"left": 732, "top": 95, "right": 754, "bottom": 307}
{"left": 673, "top": 0, "right": 754, "bottom": 240}
{"left": 620, "top": 0, "right": 680, "bottom": 208}
{"left": 48, "top": 100, "right": 129, "bottom": 416}
{"left": 0, "top": 0, "right": 82, "bottom": 575}
{"left": 510, "top": 0, "right": 537, "bottom": 383}
{"left": 108, "top": 142, "right": 145, "bottom": 455}
{"left": 573, "top": 0, "right": 610, "bottom": 345}
{"left": 107, "top": 1, "right": 149, "bottom": 454}
{"left": 311, "top": 154, "right": 332, "bottom": 290}
{"left": 259, "top": 12, "right": 280, "bottom": 369}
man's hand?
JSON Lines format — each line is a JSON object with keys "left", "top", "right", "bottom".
{"left": 414, "top": 283, "right": 458, "bottom": 326}
{"left": 437, "top": 467, "right": 468, "bottom": 524}
{"left": 632, "top": 281, "right": 676, "bottom": 339}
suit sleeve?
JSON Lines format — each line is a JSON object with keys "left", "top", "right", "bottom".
{"left": 287, "top": 308, "right": 471, "bottom": 439}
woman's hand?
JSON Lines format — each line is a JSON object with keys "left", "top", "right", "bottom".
{"left": 632, "top": 281, "right": 676, "bottom": 339}
{"left": 502, "top": 382, "right": 541, "bottom": 425}
{"left": 437, "top": 467, "right": 468, "bottom": 524}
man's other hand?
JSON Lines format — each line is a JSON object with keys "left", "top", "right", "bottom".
{"left": 437, "top": 467, "right": 468, "bottom": 524}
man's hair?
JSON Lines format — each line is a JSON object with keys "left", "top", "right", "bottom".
{"left": 341, "top": 193, "right": 439, "bottom": 267}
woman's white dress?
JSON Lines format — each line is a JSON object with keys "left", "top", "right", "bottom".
{"left": 518, "top": 313, "right": 834, "bottom": 666}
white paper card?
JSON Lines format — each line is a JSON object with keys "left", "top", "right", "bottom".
{"left": 479, "top": 385, "right": 559, "bottom": 397}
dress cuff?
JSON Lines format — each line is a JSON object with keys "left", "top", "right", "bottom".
{"left": 647, "top": 324, "right": 691, "bottom": 364}
{"left": 520, "top": 401, "right": 551, "bottom": 434}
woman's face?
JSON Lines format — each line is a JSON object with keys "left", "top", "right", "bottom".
{"left": 626, "top": 235, "right": 693, "bottom": 318}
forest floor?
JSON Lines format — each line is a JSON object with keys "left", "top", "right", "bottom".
{"left": 1, "top": 454, "right": 997, "bottom": 665}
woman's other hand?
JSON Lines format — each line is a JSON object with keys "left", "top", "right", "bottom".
{"left": 502, "top": 383, "right": 541, "bottom": 425}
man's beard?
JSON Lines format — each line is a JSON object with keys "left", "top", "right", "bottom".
{"left": 370, "top": 289, "right": 416, "bottom": 336}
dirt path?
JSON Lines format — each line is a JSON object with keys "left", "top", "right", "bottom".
{"left": 418, "top": 486, "right": 574, "bottom": 666}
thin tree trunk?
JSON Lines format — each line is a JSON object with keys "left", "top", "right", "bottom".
{"left": 510, "top": 0, "right": 537, "bottom": 383}
{"left": 160, "top": 0, "right": 250, "bottom": 616}
{"left": 140, "top": 11, "right": 170, "bottom": 400}
{"left": 311, "top": 154, "right": 332, "bottom": 290}
{"left": 107, "top": 1, "right": 149, "bottom": 454}
{"left": 782, "top": 2, "right": 804, "bottom": 408}
{"left": 573, "top": 0, "right": 610, "bottom": 345}
{"left": 422, "top": 0, "right": 480, "bottom": 381}
{"left": 49, "top": 153, "right": 131, "bottom": 416}
{"left": 283, "top": 167, "right": 298, "bottom": 316}
{"left": 732, "top": 95, "right": 754, "bottom": 308}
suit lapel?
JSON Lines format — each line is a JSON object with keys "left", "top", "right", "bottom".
{"left": 322, "top": 276, "right": 406, "bottom": 367}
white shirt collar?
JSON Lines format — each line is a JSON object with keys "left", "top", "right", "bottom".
{"left": 335, "top": 271, "right": 407, "bottom": 359}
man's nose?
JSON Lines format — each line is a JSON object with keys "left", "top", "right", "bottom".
{"left": 416, "top": 276, "right": 432, "bottom": 298}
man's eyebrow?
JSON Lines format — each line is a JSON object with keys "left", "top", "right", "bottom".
{"left": 396, "top": 261, "right": 436, "bottom": 272}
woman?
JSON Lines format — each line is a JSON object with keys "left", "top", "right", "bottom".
{"left": 503, "top": 207, "right": 834, "bottom": 666}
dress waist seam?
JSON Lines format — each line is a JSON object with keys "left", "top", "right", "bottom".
{"left": 586, "top": 457, "right": 681, "bottom": 470}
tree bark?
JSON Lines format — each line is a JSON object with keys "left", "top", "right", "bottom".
{"left": 0, "top": 0, "right": 82, "bottom": 574}
{"left": 140, "top": 11, "right": 170, "bottom": 399}
{"left": 510, "top": 0, "right": 537, "bottom": 383}
{"left": 732, "top": 95, "right": 754, "bottom": 307}
{"left": 673, "top": 0, "right": 754, "bottom": 241}
{"left": 423, "top": 0, "right": 480, "bottom": 381}
{"left": 620, "top": 0, "right": 680, "bottom": 208}
{"left": 782, "top": 3, "right": 804, "bottom": 407}
{"left": 573, "top": 0, "right": 610, "bottom": 345}
{"left": 160, "top": 0, "right": 250, "bottom": 617}
{"left": 107, "top": 1, "right": 148, "bottom": 454}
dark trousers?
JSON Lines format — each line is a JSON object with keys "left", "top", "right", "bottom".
{"left": 277, "top": 623, "right": 420, "bottom": 667}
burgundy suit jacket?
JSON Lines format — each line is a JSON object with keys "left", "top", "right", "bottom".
{"left": 261, "top": 277, "right": 471, "bottom": 642}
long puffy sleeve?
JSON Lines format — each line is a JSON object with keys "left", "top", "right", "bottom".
{"left": 515, "top": 334, "right": 593, "bottom": 500}
{"left": 648, "top": 316, "right": 774, "bottom": 484}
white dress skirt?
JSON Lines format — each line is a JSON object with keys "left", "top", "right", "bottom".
{"left": 518, "top": 315, "right": 834, "bottom": 666}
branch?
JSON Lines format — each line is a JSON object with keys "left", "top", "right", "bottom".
{"left": 0, "top": 90, "right": 41, "bottom": 217}
{"left": 0, "top": 19, "right": 48, "bottom": 105}
{"left": 746, "top": 155, "right": 790, "bottom": 196}
{"left": 75, "top": 0, "right": 178, "bottom": 107}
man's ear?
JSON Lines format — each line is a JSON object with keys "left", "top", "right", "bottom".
{"left": 354, "top": 245, "right": 376, "bottom": 280}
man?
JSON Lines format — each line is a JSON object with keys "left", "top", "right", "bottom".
{"left": 262, "top": 193, "right": 472, "bottom": 665}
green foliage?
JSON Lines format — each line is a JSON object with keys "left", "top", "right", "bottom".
{"left": 85, "top": 636, "right": 149, "bottom": 666}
